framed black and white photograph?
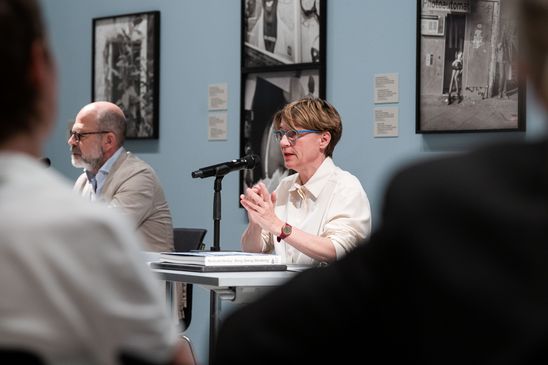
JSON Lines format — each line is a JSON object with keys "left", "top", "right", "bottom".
{"left": 92, "top": 11, "right": 160, "bottom": 139}
{"left": 243, "top": 0, "right": 325, "bottom": 69}
{"left": 416, "top": 0, "right": 525, "bottom": 133}
{"left": 240, "top": 0, "right": 326, "bottom": 198}
{"left": 241, "top": 69, "right": 323, "bottom": 192}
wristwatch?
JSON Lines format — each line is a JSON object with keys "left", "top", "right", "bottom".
{"left": 277, "top": 222, "right": 292, "bottom": 242}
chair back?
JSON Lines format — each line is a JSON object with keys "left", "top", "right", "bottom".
{"left": 173, "top": 228, "right": 207, "bottom": 252}
{"left": 173, "top": 228, "right": 207, "bottom": 331}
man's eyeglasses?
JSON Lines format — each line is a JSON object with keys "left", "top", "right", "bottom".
{"left": 272, "top": 129, "right": 320, "bottom": 145}
{"left": 69, "top": 130, "right": 110, "bottom": 142}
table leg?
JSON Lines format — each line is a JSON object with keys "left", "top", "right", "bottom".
{"left": 165, "top": 280, "right": 174, "bottom": 317}
{"left": 209, "top": 291, "right": 220, "bottom": 363}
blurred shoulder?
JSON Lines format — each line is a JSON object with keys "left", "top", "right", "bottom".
{"left": 386, "top": 139, "right": 547, "bottom": 202}
{"left": 0, "top": 156, "right": 141, "bottom": 253}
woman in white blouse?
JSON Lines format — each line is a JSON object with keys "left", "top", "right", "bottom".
{"left": 240, "top": 97, "right": 372, "bottom": 265}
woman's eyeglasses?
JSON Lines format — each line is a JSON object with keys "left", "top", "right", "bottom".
{"left": 272, "top": 129, "right": 320, "bottom": 145}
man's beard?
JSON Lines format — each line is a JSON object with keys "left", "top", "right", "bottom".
{"left": 70, "top": 147, "right": 104, "bottom": 172}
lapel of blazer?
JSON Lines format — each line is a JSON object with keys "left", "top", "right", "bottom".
{"left": 100, "top": 151, "right": 130, "bottom": 201}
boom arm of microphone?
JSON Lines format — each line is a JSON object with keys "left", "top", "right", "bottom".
{"left": 191, "top": 154, "right": 259, "bottom": 179}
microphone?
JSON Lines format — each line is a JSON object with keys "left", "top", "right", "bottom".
{"left": 40, "top": 157, "right": 51, "bottom": 167}
{"left": 191, "top": 154, "right": 259, "bottom": 178}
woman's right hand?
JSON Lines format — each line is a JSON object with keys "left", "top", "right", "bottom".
{"left": 240, "top": 184, "right": 262, "bottom": 226}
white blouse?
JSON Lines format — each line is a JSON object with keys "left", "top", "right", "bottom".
{"left": 260, "top": 157, "right": 372, "bottom": 265}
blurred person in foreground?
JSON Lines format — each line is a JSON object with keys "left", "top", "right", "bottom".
{"left": 0, "top": 0, "right": 189, "bottom": 363}
{"left": 240, "top": 97, "right": 372, "bottom": 265}
{"left": 213, "top": 1, "right": 548, "bottom": 363}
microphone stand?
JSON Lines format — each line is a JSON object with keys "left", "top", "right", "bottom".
{"left": 210, "top": 164, "right": 234, "bottom": 251}
{"left": 195, "top": 156, "right": 258, "bottom": 251}
{"left": 212, "top": 175, "right": 223, "bottom": 251}
{"left": 209, "top": 167, "right": 229, "bottom": 359}
{"left": 194, "top": 159, "right": 257, "bottom": 360}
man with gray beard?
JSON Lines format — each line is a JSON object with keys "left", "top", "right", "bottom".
{"left": 69, "top": 101, "right": 173, "bottom": 253}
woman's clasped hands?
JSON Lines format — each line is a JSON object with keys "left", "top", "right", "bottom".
{"left": 240, "top": 182, "right": 282, "bottom": 234}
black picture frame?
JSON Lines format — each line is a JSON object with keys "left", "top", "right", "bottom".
{"left": 243, "top": 0, "right": 324, "bottom": 70}
{"left": 416, "top": 0, "right": 525, "bottom": 133}
{"left": 241, "top": 69, "right": 323, "bottom": 192}
{"left": 240, "top": 0, "right": 326, "bottom": 195}
{"left": 92, "top": 11, "right": 160, "bottom": 139}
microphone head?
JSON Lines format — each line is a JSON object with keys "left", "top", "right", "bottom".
{"left": 243, "top": 154, "right": 259, "bottom": 169}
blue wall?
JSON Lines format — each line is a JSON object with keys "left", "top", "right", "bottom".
{"left": 39, "top": 0, "right": 547, "bottom": 363}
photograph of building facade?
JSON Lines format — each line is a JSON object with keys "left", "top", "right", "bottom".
{"left": 418, "top": 0, "right": 522, "bottom": 132}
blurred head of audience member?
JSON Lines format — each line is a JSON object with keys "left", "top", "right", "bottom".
{"left": 0, "top": 0, "right": 56, "bottom": 153}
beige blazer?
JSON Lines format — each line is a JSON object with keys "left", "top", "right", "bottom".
{"left": 74, "top": 151, "right": 173, "bottom": 252}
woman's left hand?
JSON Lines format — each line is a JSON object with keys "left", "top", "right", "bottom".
{"left": 240, "top": 182, "right": 282, "bottom": 234}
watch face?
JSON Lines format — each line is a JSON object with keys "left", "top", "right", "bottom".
{"left": 282, "top": 224, "right": 292, "bottom": 235}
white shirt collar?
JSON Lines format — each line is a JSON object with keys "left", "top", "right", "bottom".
{"left": 85, "top": 147, "right": 125, "bottom": 195}
{"left": 288, "top": 157, "right": 336, "bottom": 199}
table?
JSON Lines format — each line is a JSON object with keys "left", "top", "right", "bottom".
{"left": 145, "top": 253, "right": 297, "bottom": 361}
